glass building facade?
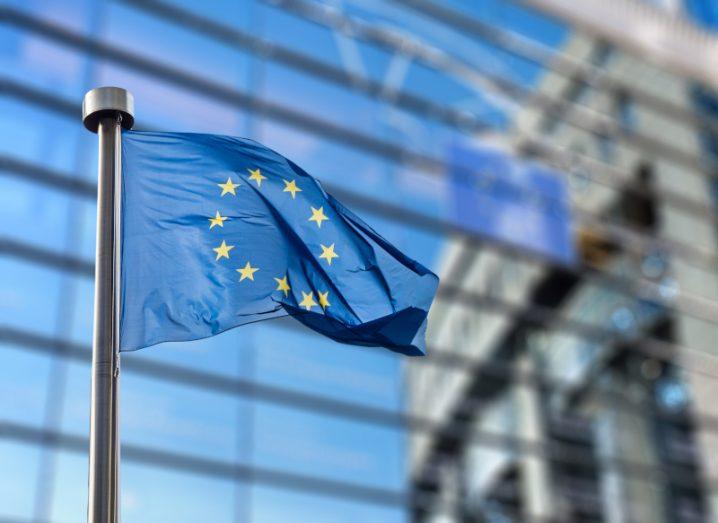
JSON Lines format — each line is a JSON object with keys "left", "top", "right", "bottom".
{"left": 408, "top": 5, "right": 718, "bottom": 523}
{"left": 3, "top": 0, "right": 718, "bottom": 522}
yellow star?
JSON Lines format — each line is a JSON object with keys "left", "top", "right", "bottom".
{"left": 308, "top": 206, "right": 329, "bottom": 228}
{"left": 213, "top": 240, "right": 234, "bottom": 260}
{"left": 274, "top": 275, "right": 291, "bottom": 297}
{"left": 318, "top": 291, "right": 331, "bottom": 310}
{"left": 283, "top": 179, "right": 302, "bottom": 199}
{"left": 319, "top": 243, "right": 339, "bottom": 265}
{"left": 247, "top": 168, "right": 267, "bottom": 187}
{"left": 236, "top": 261, "right": 259, "bottom": 281}
{"left": 299, "top": 291, "right": 317, "bottom": 311}
{"left": 209, "top": 211, "right": 229, "bottom": 229}
{"left": 217, "top": 177, "right": 240, "bottom": 196}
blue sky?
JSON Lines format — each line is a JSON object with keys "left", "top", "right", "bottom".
{"left": 0, "top": 0, "right": 568, "bottom": 521}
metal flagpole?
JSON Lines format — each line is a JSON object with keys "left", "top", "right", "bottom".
{"left": 82, "top": 87, "right": 134, "bottom": 523}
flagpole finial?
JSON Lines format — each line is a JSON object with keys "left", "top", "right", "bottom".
{"left": 82, "top": 86, "right": 135, "bottom": 133}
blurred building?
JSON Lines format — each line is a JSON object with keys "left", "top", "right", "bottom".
{"left": 409, "top": 10, "right": 718, "bottom": 523}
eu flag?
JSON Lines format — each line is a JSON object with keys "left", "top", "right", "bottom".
{"left": 120, "top": 131, "right": 439, "bottom": 356}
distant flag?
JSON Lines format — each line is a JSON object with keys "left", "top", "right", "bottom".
{"left": 120, "top": 132, "right": 439, "bottom": 356}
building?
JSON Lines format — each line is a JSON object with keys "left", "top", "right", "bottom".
{"left": 5, "top": 0, "right": 718, "bottom": 521}
{"left": 409, "top": 8, "right": 718, "bottom": 523}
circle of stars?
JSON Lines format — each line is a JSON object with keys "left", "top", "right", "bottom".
{"left": 207, "top": 168, "right": 338, "bottom": 312}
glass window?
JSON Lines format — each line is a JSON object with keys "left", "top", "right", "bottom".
{"left": 0, "top": 97, "right": 83, "bottom": 173}
{"left": 0, "top": 176, "right": 73, "bottom": 253}
{"left": 253, "top": 324, "right": 402, "bottom": 411}
{"left": 0, "top": 258, "right": 64, "bottom": 336}
{"left": 46, "top": 451, "right": 88, "bottom": 523}
{"left": 0, "top": 441, "right": 41, "bottom": 520}
{"left": 252, "top": 401, "right": 405, "bottom": 489}
{"left": 119, "top": 463, "right": 237, "bottom": 523}
{"left": 119, "top": 372, "right": 247, "bottom": 462}
{"left": 103, "top": 3, "right": 250, "bottom": 91}
{"left": 0, "top": 343, "right": 54, "bottom": 426}
{"left": 615, "top": 89, "right": 635, "bottom": 131}
{"left": 50, "top": 450, "right": 238, "bottom": 523}
{"left": 0, "top": 26, "right": 90, "bottom": 99}
{"left": 252, "top": 485, "right": 405, "bottom": 523}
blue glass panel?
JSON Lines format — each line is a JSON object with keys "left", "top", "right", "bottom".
{"left": 0, "top": 97, "right": 82, "bottom": 172}
{"left": 0, "top": 441, "right": 41, "bottom": 519}
{"left": 120, "top": 372, "right": 246, "bottom": 461}
{"left": 261, "top": 4, "right": 342, "bottom": 67}
{"left": 0, "top": 27, "right": 90, "bottom": 99}
{"left": 127, "top": 325, "right": 252, "bottom": 378}
{"left": 0, "top": 258, "right": 63, "bottom": 336}
{"left": 252, "top": 401, "right": 405, "bottom": 489}
{"left": 48, "top": 451, "right": 88, "bottom": 523}
{"left": 5, "top": 0, "right": 97, "bottom": 31}
{"left": 0, "top": 176, "right": 72, "bottom": 253}
{"left": 55, "top": 361, "right": 90, "bottom": 437}
{"left": 252, "top": 482, "right": 405, "bottom": 522}
{"left": 253, "top": 323, "right": 403, "bottom": 411}
{"left": 103, "top": 3, "right": 250, "bottom": 91}
{"left": 67, "top": 277, "right": 94, "bottom": 345}
{"left": 120, "top": 463, "right": 237, "bottom": 523}
{"left": 94, "top": 62, "right": 248, "bottom": 133}
{"left": 0, "top": 344, "right": 53, "bottom": 426}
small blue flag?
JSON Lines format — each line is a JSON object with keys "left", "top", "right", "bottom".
{"left": 120, "top": 131, "right": 439, "bottom": 356}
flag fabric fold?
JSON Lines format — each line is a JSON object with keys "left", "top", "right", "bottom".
{"left": 120, "top": 131, "right": 438, "bottom": 356}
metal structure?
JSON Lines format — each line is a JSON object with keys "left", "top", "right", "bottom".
{"left": 82, "top": 87, "right": 134, "bottom": 523}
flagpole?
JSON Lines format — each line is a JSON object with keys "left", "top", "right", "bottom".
{"left": 82, "top": 87, "right": 134, "bottom": 523}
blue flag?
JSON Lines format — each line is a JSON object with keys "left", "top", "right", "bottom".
{"left": 120, "top": 131, "right": 439, "bottom": 356}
